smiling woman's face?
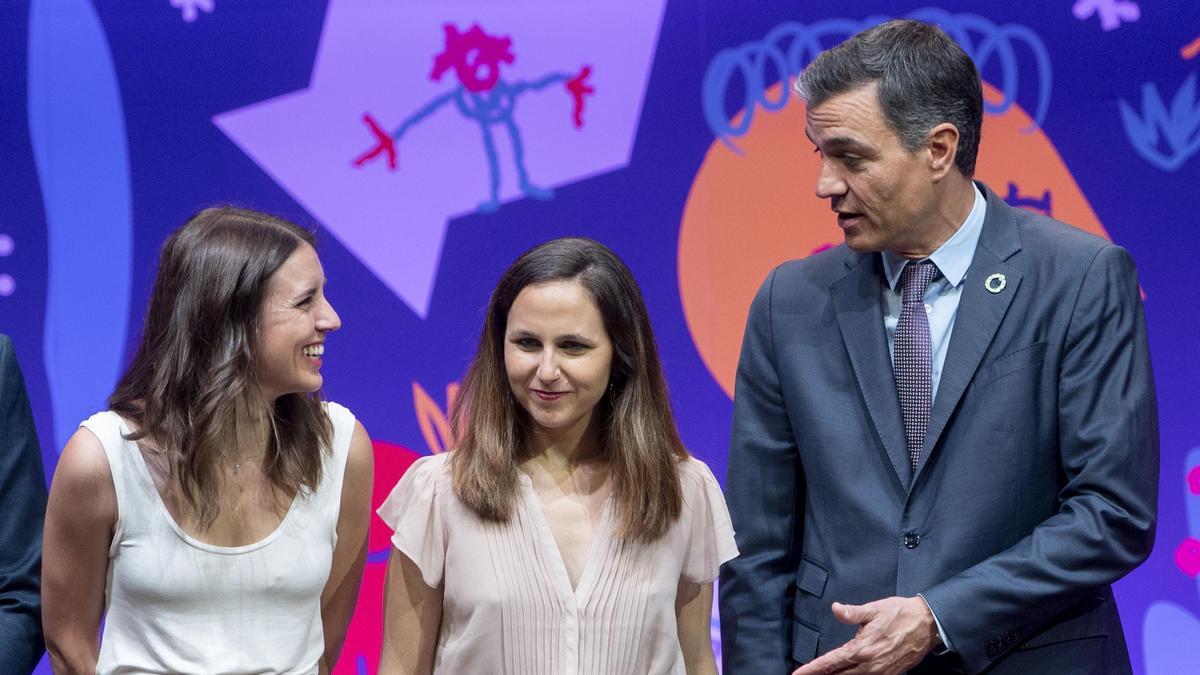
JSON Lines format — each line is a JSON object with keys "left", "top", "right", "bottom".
{"left": 255, "top": 243, "right": 341, "bottom": 402}
{"left": 504, "top": 278, "right": 614, "bottom": 445}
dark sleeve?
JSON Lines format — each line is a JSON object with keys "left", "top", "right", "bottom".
{"left": 719, "top": 269, "right": 805, "bottom": 672}
{"left": 0, "top": 335, "right": 48, "bottom": 672}
{"left": 921, "top": 245, "right": 1158, "bottom": 674}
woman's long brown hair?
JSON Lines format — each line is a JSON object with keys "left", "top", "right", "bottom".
{"left": 451, "top": 237, "right": 687, "bottom": 541}
{"left": 109, "top": 207, "right": 331, "bottom": 529}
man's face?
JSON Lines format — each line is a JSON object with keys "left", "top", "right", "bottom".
{"left": 805, "top": 83, "right": 938, "bottom": 255}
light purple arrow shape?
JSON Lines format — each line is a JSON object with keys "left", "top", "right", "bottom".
{"left": 214, "top": 0, "right": 667, "bottom": 317}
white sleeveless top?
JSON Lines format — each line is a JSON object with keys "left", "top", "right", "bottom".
{"left": 86, "top": 401, "right": 356, "bottom": 675}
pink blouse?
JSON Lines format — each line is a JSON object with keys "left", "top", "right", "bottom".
{"left": 377, "top": 453, "right": 738, "bottom": 675}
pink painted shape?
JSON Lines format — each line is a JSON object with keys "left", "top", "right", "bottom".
{"left": 432, "top": 23, "right": 515, "bottom": 93}
{"left": 334, "top": 439, "right": 424, "bottom": 675}
{"left": 351, "top": 113, "right": 398, "bottom": 170}
{"left": 367, "top": 439, "right": 423, "bottom": 553}
{"left": 1175, "top": 537, "right": 1200, "bottom": 577}
{"left": 1189, "top": 466, "right": 1200, "bottom": 495}
{"left": 566, "top": 65, "right": 595, "bottom": 128}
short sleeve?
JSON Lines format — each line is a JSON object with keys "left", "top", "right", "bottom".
{"left": 681, "top": 458, "right": 740, "bottom": 584}
{"left": 376, "top": 454, "right": 448, "bottom": 588}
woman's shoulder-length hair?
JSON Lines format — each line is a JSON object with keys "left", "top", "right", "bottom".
{"left": 109, "top": 206, "right": 332, "bottom": 529}
{"left": 450, "top": 237, "right": 688, "bottom": 542}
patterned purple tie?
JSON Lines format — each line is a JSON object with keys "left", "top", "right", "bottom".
{"left": 895, "top": 261, "right": 940, "bottom": 470}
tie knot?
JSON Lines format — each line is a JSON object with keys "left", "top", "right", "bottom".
{"left": 899, "top": 261, "right": 939, "bottom": 304}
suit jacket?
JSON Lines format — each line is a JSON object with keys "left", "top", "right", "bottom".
{"left": 0, "top": 334, "right": 47, "bottom": 673}
{"left": 718, "top": 184, "right": 1158, "bottom": 674}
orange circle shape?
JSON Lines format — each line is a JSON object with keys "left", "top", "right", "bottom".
{"left": 679, "top": 81, "right": 1112, "bottom": 399}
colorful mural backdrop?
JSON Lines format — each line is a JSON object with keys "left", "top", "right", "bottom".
{"left": 2, "top": 1, "right": 1198, "bottom": 672}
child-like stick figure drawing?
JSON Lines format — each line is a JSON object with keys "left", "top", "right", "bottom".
{"left": 354, "top": 23, "right": 594, "bottom": 213}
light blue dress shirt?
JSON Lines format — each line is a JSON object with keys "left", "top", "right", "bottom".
{"left": 881, "top": 184, "right": 987, "bottom": 402}
{"left": 880, "top": 184, "right": 986, "bottom": 654}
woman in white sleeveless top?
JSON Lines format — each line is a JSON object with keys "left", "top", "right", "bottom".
{"left": 377, "top": 238, "right": 738, "bottom": 674}
{"left": 42, "top": 207, "right": 374, "bottom": 674}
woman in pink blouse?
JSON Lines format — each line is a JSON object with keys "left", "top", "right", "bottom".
{"left": 378, "top": 237, "right": 738, "bottom": 674}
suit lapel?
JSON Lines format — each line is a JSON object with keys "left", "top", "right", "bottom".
{"left": 913, "top": 186, "right": 1023, "bottom": 483}
{"left": 831, "top": 252, "right": 911, "bottom": 487}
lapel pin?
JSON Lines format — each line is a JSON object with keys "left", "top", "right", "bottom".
{"left": 984, "top": 273, "right": 1007, "bottom": 294}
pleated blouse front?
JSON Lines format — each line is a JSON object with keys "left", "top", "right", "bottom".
{"left": 377, "top": 452, "right": 738, "bottom": 675}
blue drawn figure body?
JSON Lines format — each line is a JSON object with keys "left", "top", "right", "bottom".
{"left": 455, "top": 76, "right": 565, "bottom": 212}
{"left": 354, "top": 23, "right": 594, "bottom": 213}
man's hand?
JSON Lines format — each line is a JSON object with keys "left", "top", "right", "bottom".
{"left": 791, "top": 596, "right": 941, "bottom": 675}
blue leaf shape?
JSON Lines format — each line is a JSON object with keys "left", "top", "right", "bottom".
{"left": 1167, "top": 73, "right": 1197, "bottom": 149}
{"left": 1171, "top": 74, "right": 1195, "bottom": 119}
{"left": 1120, "top": 73, "right": 1200, "bottom": 172}
{"left": 28, "top": 0, "right": 133, "bottom": 450}
{"left": 1119, "top": 97, "right": 1156, "bottom": 146}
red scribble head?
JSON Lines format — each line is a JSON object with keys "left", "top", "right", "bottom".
{"left": 431, "top": 23, "right": 514, "bottom": 93}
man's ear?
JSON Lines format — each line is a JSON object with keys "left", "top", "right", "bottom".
{"left": 926, "top": 123, "right": 960, "bottom": 181}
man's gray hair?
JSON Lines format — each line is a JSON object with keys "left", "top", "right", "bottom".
{"left": 795, "top": 19, "right": 984, "bottom": 176}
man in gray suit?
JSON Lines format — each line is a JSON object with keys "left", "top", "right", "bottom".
{"left": 0, "top": 334, "right": 47, "bottom": 672}
{"left": 719, "top": 19, "right": 1157, "bottom": 675}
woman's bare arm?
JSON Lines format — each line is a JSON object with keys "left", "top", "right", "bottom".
{"left": 43, "top": 428, "right": 116, "bottom": 674}
{"left": 319, "top": 421, "right": 374, "bottom": 673}
{"left": 677, "top": 579, "right": 719, "bottom": 675}
{"left": 378, "top": 550, "right": 443, "bottom": 675}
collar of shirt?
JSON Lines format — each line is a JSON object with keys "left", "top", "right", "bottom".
{"left": 881, "top": 183, "right": 987, "bottom": 290}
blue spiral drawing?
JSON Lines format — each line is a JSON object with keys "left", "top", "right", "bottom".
{"left": 702, "top": 8, "right": 1053, "bottom": 152}
{"left": 28, "top": 0, "right": 133, "bottom": 451}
